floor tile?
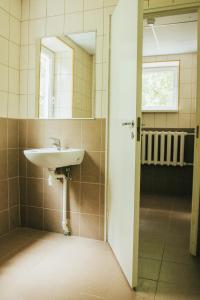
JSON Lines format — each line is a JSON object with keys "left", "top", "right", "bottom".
{"left": 159, "top": 261, "right": 200, "bottom": 285}
{"left": 139, "top": 258, "right": 161, "bottom": 281}
{"left": 155, "top": 281, "right": 200, "bottom": 300}
{"left": 139, "top": 240, "right": 164, "bottom": 260}
{"left": 136, "top": 279, "right": 157, "bottom": 300}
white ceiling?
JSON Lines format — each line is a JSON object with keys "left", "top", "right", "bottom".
{"left": 143, "top": 13, "right": 198, "bottom": 56}
{"left": 42, "top": 37, "right": 71, "bottom": 52}
{"left": 67, "top": 32, "right": 96, "bottom": 55}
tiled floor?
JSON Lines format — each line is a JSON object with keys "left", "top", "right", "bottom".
{"left": 0, "top": 228, "right": 153, "bottom": 300}
{"left": 139, "top": 194, "right": 200, "bottom": 300}
{"left": 0, "top": 194, "right": 199, "bottom": 300}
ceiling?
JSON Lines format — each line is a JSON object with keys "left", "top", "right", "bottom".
{"left": 143, "top": 13, "right": 198, "bottom": 56}
{"left": 42, "top": 37, "right": 71, "bottom": 52}
{"left": 67, "top": 32, "right": 96, "bottom": 55}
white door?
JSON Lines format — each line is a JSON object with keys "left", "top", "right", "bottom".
{"left": 107, "top": 0, "right": 143, "bottom": 289}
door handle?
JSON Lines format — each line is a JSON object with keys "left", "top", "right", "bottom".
{"left": 122, "top": 121, "right": 135, "bottom": 127}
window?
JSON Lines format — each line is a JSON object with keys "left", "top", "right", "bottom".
{"left": 39, "top": 46, "right": 55, "bottom": 118}
{"left": 142, "top": 61, "right": 179, "bottom": 112}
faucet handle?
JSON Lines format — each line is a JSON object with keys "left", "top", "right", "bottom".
{"left": 50, "top": 137, "right": 61, "bottom": 149}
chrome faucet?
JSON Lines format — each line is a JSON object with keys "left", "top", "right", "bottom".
{"left": 50, "top": 137, "right": 61, "bottom": 150}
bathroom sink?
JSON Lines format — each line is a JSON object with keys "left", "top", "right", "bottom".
{"left": 24, "top": 148, "right": 85, "bottom": 169}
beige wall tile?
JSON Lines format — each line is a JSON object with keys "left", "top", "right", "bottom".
{"left": 0, "top": 36, "right": 8, "bottom": 66}
{"left": 71, "top": 165, "right": 81, "bottom": 182}
{"left": 8, "top": 119, "right": 19, "bottom": 148}
{"left": 82, "top": 119, "right": 102, "bottom": 151}
{"left": 178, "top": 114, "right": 191, "bottom": 128}
{"left": 0, "top": 119, "right": 7, "bottom": 149}
{"left": 19, "top": 150, "right": 27, "bottom": 177}
{"left": 27, "top": 120, "right": 45, "bottom": 148}
{"left": 47, "top": 0, "right": 65, "bottom": 17}
{"left": 27, "top": 178, "right": 43, "bottom": 207}
{"left": 64, "top": 12, "right": 84, "bottom": 33}
{"left": 0, "top": 0, "right": 10, "bottom": 12}
{"left": 19, "top": 177, "right": 27, "bottom": 205}
{"left": 0, "top": 180, "right": 8, "bottom": 211}
{"left": 0, "top": 210, "right": 9, "bottom": 236}
{"left": 0, "top": 8, "right": 9, "bottom": 39}
{"left": 65, "top": 0, "right": 84, "bottom": 13}
{"left": 19, "top": 120, "right": 27, "bottom": 148}
{"left": 44, "top": 180, "right": 62, "bottom": 210}
{"left": 21, "top": 0, "right": 29, "bottom": 21}
{"left": 84, "top": 0, "right": 103, "bottom": 10}
{"left": 44, "top": 209, "right": 62, "bottom": 233}
{"left": 68, "top": 181, "right": 80, "bottom": 213}
{"left": 20, "top": 205, "right": 28, "bottom": 226}
{"left": 29, "top": 19, "right": 46, "bottom": 44}
{"left": 149, "top": 0, "right": 173, "bottom": 8}
{"left": 28, "top": 206, "right": 43, "bottom": 230}
{"left": 67, "top": 211, "right": 80, "bottom": 235}
{"left": 27, "top": 161, "right": 43, "bottom": 179}
{"left": 9, "top": 177, "right": 19, "bottom": 207}
{"left": 46, "top": 15, "right": 65, "bottom": 36}
{"left": 8, "top": 149, "right": 19, "bottom": 178}
{"left": 80, "top": 214, "right": 100, "bottom": 239}
{"left": 30, "top": 0, "right": 46, "bottom": 19}
{"left": 142, "top": 113, "right": 155, "bottom": 128}
{"left": 0, "top": 150, "right": 8, "bottom": 180}
{"left": 9, "top": 206, "right": 20, "bottom": 230}
{"left": 155, "top": 114, "right": 167, "bottom": 128}
{"left": 80, "top": 183, "right": 100, "bottom": 214}
{"left": 166, "top": 114, "right": 179, "bottom": 128}
{"left": 10, "top": 17, "right": 20, "bottom": 45}
{"left": 81, "top": 152, "right": 101, "bottom": 183}
{"left": 99, "top": 216, "right": 104, "bottom": 240}
{"left": 100, "top": 185, "right": 105, "bottom": 216}
{"left": 84, "top": 9, "right": 103, "bottom": 35}
{"left": 100, "top": 152, "right": 105, "bottom": 184}
{"left": 103, "top": 0, "right": 118, "bottom": 7}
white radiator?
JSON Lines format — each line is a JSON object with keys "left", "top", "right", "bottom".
{"left": 141, "top": 131, "right": 192, "bottom": 167}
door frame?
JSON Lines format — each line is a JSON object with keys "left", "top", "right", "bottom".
{"left": 144, "top": 3, "right": 200, "bottom": 256}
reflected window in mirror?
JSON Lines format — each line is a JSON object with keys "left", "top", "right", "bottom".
{"left": 37, "top": 33, "right": 96, "bottom": 119}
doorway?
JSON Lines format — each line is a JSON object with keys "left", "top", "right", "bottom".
{"left": 138, "top": 9, "right": 200, "bottom": 294}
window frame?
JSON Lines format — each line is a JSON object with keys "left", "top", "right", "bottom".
{"left": 142, "top": 60, "right": 180, "bottom": 113}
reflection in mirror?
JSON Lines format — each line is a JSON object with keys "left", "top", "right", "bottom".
{"left": 38, "top": 32, "right": 96, "bottom": 119}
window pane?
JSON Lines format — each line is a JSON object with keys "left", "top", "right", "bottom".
{"left": 142, "top": 61, "right": 179, "bottom": 112}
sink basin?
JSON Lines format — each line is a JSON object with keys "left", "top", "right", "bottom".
{"left": 24, "top": 148, "right": 85, "bottom": 169}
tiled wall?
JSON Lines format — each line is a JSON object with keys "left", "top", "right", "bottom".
{"left": 19, "top": 0, "right": 118, "bottom": 119}
{"left": 72, "top": 42, "right": 93, "bottom": 118}
{"left": 0, "top": 0, "right": 21, "bottom": 118}
{"left": 0, "top": 118, "right": 20, "bottom": 237}
{"left": 62, "top": 35, "right": 93, "bottom": 118}
{"left": 144, "top": 0, "right": 200, "bottom": 10}
{"left": 142, "top": 53, "right": 197, "bottom": 129}
{"left": 19, "top": 118, "right": 105, "bottom": 240}
{"left": 141, "top": 166, "right": 193, "bottom": 196}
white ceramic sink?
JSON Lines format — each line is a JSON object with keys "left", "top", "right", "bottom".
{"left": 24, "top": 148, "right": 85, "bottom": 169}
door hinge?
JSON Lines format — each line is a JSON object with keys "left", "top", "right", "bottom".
{"left": 196, "top": 125, "right": 199, "bottom": 139}
{"left": 137, "top": 117, "right": 141, "bottom": 142}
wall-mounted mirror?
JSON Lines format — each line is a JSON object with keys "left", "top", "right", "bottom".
{"left": 36, "top": 32, "right": 96, "bottom": 119}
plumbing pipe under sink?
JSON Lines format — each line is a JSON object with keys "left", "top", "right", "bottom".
{"left": 48, "top": 167, "right": 72, "bottom": 236}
